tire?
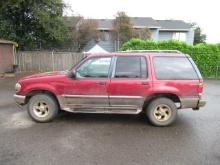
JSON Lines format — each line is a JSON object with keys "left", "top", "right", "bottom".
{"left": 27, "top": 94, "right": 59, "bottom": 122}
{"left": 146, "top": 98, "right": 177, "bottom": 126}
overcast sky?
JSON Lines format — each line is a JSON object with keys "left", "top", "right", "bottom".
{"left": 63, "top": 0, "right": 220, "bottom": 43}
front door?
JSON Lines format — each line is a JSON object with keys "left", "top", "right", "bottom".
{"left": 108, "top": 56, "right": 152, "bottom": 110}
{"left": 64, "top": 56, "right": 112, "bottom": 109}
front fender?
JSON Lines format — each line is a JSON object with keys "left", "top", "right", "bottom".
{"left": 19, "top": 83, "right": 58, "bottom": 96}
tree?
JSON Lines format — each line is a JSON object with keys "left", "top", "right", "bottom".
{"left": 71, "top": 18, "right": 101, "bottom": 51}
{"left": 113, "top": 12, "right": 133, "bottom": 46}
{"left": 132, "top": 28, "right": 151, "bottom": 40}
{"left": 0, "top": 0, "right": 68, "bottom": 50}
{"left": 191, "top": 23, "right": 206, "bottom": 45}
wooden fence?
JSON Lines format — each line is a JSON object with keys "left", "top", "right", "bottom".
{"left": 15, "top": 51, "right": 84, "bottom": 72}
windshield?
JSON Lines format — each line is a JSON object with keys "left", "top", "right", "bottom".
{"left": 68, "top": 55, "right": 88, "bottom": 72}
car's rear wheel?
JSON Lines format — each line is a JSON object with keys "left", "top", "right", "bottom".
{"left": 27, "top": 94, "right": 59, "bottom": 122}
{"left": 146, "top": 98, "right": 177, "bottom": 126}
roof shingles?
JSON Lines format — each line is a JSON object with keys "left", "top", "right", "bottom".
{"left": 96, "top": 19, "right": 113, "bottom": 29}
{"left": 156, "top": 20, "right": 191, "bottom": 30}
{"left": 65, "top": 17, "right": 191, "bottom": 31}
{"left": 131, "top": 17, "right": 160, "bottom": 28}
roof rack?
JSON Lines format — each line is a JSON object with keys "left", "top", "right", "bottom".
{"left": 118, "top": 50, "right": 182, "bottom": 53}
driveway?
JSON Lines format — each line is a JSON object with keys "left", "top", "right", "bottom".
{"left": 0, "top": 74, "right": 220, "bottom": 165}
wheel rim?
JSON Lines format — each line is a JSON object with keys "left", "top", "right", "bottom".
{"left": 153, "top": 104, "right": 172, "bottom": 122}
{"left": 33, "top": 101, "right": 50, "bottom": 118}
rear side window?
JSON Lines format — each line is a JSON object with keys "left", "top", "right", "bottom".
{"left": 114, "top": 56, "right": 147, "bottom": 78}
{"left": 153, "top": 57, "right": 198, "bottom": 80}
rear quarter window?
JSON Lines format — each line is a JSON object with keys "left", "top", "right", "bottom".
{"left": 153, "top": 57, "right": 199, "bottom": 80}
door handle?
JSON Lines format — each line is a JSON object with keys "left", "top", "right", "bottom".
{"left": 97, "top": 81, "right": 106, "bottom": 85}
{"left": 141, "top": 81, "right": 149, "bottom": 85}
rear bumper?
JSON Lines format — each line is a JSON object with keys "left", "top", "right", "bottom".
{"left": 180, "top": 95, "right": 206, "bottom": 110}
{"left": 195, "top": 99, "right": 206, "bottom": 110}
{"left": 14, "top": 94, "right": 26, "bottom": 106}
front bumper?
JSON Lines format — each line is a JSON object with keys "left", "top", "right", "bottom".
{"left": 14, "top": 94, "right": 26, "bottom": 106}
{"left": 180, "top": 95, "right": 206, "bottom": 110}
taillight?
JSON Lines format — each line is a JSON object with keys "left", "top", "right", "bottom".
{"left": 198, "top": 80, "right": 204, "bottom": 93}
{"left": 199, "top": 81, "right": 203, "bottom": 88}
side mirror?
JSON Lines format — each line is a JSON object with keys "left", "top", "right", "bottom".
{"left": 67, "top": 70, "right": 76, "bottom": 79}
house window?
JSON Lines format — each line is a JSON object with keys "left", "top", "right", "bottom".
{"left": 172, "top": 32, "right": 186, "bottom": 41}
{"left": 104, "top": 32, "right": 110, "bottom": 40}
{"left": 100, "top": 31, "right": 110, "bottom": 41}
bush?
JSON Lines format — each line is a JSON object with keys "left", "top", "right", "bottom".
{"left": 120, "top": 39, "right": 220, "bottom": 78}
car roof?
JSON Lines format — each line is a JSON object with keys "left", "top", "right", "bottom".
{"left": 85, "top": 51, "right": 187, "bottom": 57}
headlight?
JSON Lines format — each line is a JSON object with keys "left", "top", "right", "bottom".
{"left": 15, "top": 83, "right": 21, "bottom": 92}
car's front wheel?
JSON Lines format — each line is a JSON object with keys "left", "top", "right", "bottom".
{"left": 27, "top": 94, "right": 59, "bottom": 122}
{"left": 146, "top": 98, "right": 177, "bottom": 126}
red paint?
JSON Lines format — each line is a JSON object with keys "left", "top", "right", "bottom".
{"left": 16, "top": 52, "right": 203, "bottom": 100}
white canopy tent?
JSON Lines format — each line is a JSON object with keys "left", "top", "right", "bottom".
{"left": 86, "top": 44, "right": 108, "bottom": 53}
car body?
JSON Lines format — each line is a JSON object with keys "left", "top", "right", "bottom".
{"left": 14, "top": 50, "right": 206, "bottom": 126}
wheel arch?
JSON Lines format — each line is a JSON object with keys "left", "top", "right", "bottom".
{"left": 25, "top": 90, "right": 60, "bottom": 109}
{"left": 143, "top": 93, "right": 181, "bottom": 110}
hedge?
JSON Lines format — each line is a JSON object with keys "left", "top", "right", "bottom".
{"left": 120, "top": 39, "right": 220, "bottom": 78}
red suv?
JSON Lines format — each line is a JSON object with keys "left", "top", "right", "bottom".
{"left": 14, "top": 50, "right": 206, "bottom": 126}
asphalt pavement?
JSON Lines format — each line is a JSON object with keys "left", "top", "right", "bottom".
{"left": 0, "top": 74, "right": 220, "bottom": 165}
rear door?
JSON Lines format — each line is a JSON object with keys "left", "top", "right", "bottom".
{"left": 108, "top": 55, "right": 152, "bottom": 110}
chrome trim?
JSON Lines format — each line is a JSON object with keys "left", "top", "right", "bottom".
{"left": 14, "top": 94, "right": 26, "bottom": 105}
{"left": 62, "top": 95, "right": 108, "bottom": 98}
{"left": 109, "top": 96, "right": 143, "bottom": 99}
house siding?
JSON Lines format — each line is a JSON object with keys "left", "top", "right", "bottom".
{"left": 84, "top": 39, "right": 116, "bottom": 52}
{"left": 158, "top": 30, "right": 194, "bottom": 45}
{"left": 85, "top": 29, "right": 194, "bottom": 52}
{"left": 186, "top": 29, "right": 194, "bottom": 45}
{"left": 158, "top": 31, "right": 174, "bottom": 41}
{"left": 68, "top": 17, "right": 195, "bottom": 51}
{"left": 150, "top": 29, "right": 159, "bottom": 40}
{"left": 97, "top": 40, "right": 116, "bottom": 52}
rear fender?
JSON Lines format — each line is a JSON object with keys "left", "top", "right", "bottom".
{"left": 153, "top": 86, "right": 181, "bottom": 96}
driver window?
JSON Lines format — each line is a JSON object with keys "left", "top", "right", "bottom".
{"left": 76, "top": 57, "right": 112, "bottom": 78}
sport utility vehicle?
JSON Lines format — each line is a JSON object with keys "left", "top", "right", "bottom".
{"left": 14, "top": 50, "right": 206, "bottom": 126}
